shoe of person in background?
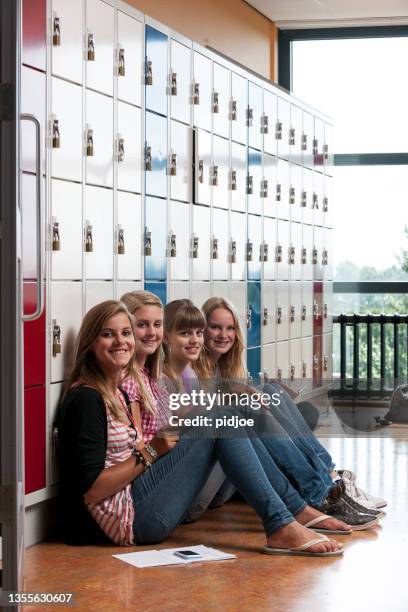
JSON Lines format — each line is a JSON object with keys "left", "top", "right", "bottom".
{"left": 321, "top": 498, "right": 380, "bottom": 531}
{"left": 338, "top": 469, "right": 387, "bottom": 509}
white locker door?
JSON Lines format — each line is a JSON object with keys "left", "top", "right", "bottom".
{"left": 263, "top": 89, "right": 277, "bottom": 155}
{"left": 313, "top": 225, "right": 324, "bottom": 281}
{"left": 85, "top": 281, "right": 114, "bottom": 312}
{"left": 289, "top": 281, "right": 302, "bottom": 339}
{"left": 230, "top": 211, "right": 246, "bottom": 281}
{"left": 247, "top": 214, "right": 262, "bottom": 281}
{"left": 51, "top": 0, "right": 83, "bottom": 83}
{"left": 117, "top": 11, "right": 143, "bottom": 107}
{"left": 213, "top": 281, "right": 229, "bottom": 300}
{"left": 277, "top": 219, "right": 290, "bottom": 281}
{"left": 262, "top": 343, "right": 276, "bottom": 380}
{"left": 302, "top": 224, "right": 313, "bottom": 281}
{"left": 191, "top": 282, "right": 211, "bottom": 308}
{"left": 117, "top": 191, "right": 142, "bottom": 281}
{"left": 194, "top": 128, "right": 211, "bottom": 206}
{"left": 231, "top": 72, "right": 247, "bottom": 145}
{"left": 50, "top": 281, "right": 82, "bottom": 382}
{"left": 248, "top": 81, "right": 263, "bottom": 151}
{"left": 86, "top": 90, "right": 113, "bottom": 187}
{"left": 276, "top": 158, "right": 290, "bottom": 220}
{"left": 302, "top": 281, "right": 314, "bottom": 337}
{"left": 290, "top": 163, "right": 302, "bottom": 223}
{"left": 276, "top": 340, "right": 289, "bottom": 382}
{"left": 212, "top": 135, "right": 229, "bottom": 210}
{"left": 314, "top": 117, "right": 325, "bottom": 172}
{"left": 263, "top": 153, "right": 277, "bottom": 219}
{"left": 276, "top": 280, "right": 289, "bottom": 342}
{"left": 212, "top": 208, "right": 229, "bottom": 281}
{"left": 168, "top": 200, "right": 190, "bottom": 281}
{"left": 323, "top": 332, "right": 333, "bottom": 382}
{"left": 262, "top": 281, "right": 276, "bottom": 344}
{"left": 230, "top": 142, "right": 246, "bottom": 212}
{"left": 192, "top": 205, "right": 211, "bottom": 281}
{"left": 263, "top": 216, "right": 277, "bottom": 281}
{"left": 51, "top": 77, "right": 82, "bottom": 182}
{"left": 193, "top": 51, "right": 212, "bottom": 132}
{"left": 213, "top": 62, "right": 230, "bottom": 139}
{"left": 289, "top": 338, "right": 302, "bottom": 389}
{"left": 289, "top": 221, "right": 302, "bottom": 280}
{"left": 117, "top": 281, "right": 142, "bottom": 299}
{"left": 229, "top": 281, "right": 247, "bottom": 341}
{"left": 85, "top": 185, "right": 114, "bottom": 279}
{"left": 301, "top": 167, "right": 314, "bottom": 225}
{"left": 51, "top": 179, "right": 82, "bottom": 280}
{"left": 302, "top": 335, "right": 313, "bottom": 388}
{"left": 247, "top": 148, "right": 262, "bottom": 216}
{"left": 302, "top": 110, "right": 314, "bottom": 169}
{"left": 323, "top": 228, "right": 332, "bottom": 281}
{"left": 313, "top": 171, "right": 324, "bottom": 227}
{"left": 324, "top": 123, "right": 334, "bottom": 177}
{"left": 277, "top": 97, "right": 290, "bottom": 161}
{"left": 323, "top": 280, "right": 333, "bottom": 334}
{"left": 168, "top": 281, "right": 190, "bottom": 301}
{"left": 323, "top": 175, "right": 333, "bottom": 228}
{"left": 86, "top": 0, "right": 114, "bottom": 96}
{"left": 145, "top": 111, "right": 167, "bottom": 199}
{"left": 170, "top": 120, "right": 191, "bottom": 203}
{"left": 170, "top": 39, "right": 191, "bottom": 125}
{"left": 117, "top": 102, "right": 141, "bottom": 193}
{"left": 290, "top": 104, "right": 302, "bottom": 165}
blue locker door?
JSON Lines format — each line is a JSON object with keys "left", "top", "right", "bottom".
{"left": 145, "top": 111, "right": 167, "bottom": 199}
{"left": 247, "top": 281, "right": 261, "bottom": 348}
{"left": 144, "top": 281, "right": 167, "bottom": 305}
{"left": 145, "top": 25, "right": 168, "bottom": 116}
{"left": 144, "top": 196, "right": 167, "bottom": 281}
{"left": 247, "top": 346, "right": 261, "bottom": 382}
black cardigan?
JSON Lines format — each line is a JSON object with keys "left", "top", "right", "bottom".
{"left": 57, "top": 386, "right": 112, "bottom": 545}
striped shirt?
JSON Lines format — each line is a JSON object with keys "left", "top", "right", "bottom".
{"left": 86, "top": 391, "right": 142, "bottom": 546}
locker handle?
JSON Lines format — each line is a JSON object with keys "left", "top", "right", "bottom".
{"left": 193, "top": 82, "right": 200, "bottom": 105}
{"left": 211, "top": 237, "right": 218, "bottom": 259}
{"left": 170, "top": 72, "right": 177, "bottom": 96}
{"left": 260, "top": 113, "right": 268, "bottom": 134}
{"left": 323, "top": 196, "right": 328, "bottom": 213}
{"left": 118, "top": 136, "right": 125, "bottom": 163}
{"left": 145, "top": 58, "right": 153, "bottom": 85}
{"left": 87, "top": 32, "right": 95, "bottom": 61}
{"left": 312, "top": 247, "right": 318, "bottom": 265}
{"left": 275, "top": 244, "right": 282, "bottom": 263}
{"left": 260, "top": 178, "right": 268, "bottom": 198}
{"left": 277, "top": 306, "right": 282, "bottom": 324}
{"left": 263, "top": 307, "right": 268, "bottom": 326}
{"left": 246, "top": 240, "right": 253, "bottom": 262}
{"left": 53, "top": 15, "right": 61, "bottom": 46}
{"left": 247, "top": 107, "right": 253, "bottom": 127}
{"left": 276, "top": 121, "right": 283, "bottom": 140}
{"left": 313, "top": 193, "right": 319, "bottom": 209}
{"left": 230, "top": 239, "right": 237, "bottom": 263}
{"left": 86, "top": 127, "right": 94, "bottom": 157}
{"left": 230, "top": 169, "right": 237, "bottom": 191}
{"left": 302, "top": 305, "right": 307, "bottom": 321}
{"left": 230, "top": 99, "right": 237, "bottom": 121}
{"left": 144, "top": 229, "right": 152, "bottom": 256}
{"left": 301, "top": 190, "right": 307, "bottom": 208}
{"left": 85, "top": 222, "right": 93, "bottom": 252}
{"left": 211, "top": 165, "right": 218, "bottom": 187}
{"left": 198, "top": 159, "right": 204, "bottom": 183}
{"left": 168, "top": 152, "right": 177, "bottom": 176}
{"left": 301, "top": 247, "right": 307, "bottom": 265}
{"left": 117, "top": 226, "right": 125, "bottom": 255}
{"left": 21, "top": 114, "right": 44, "bottom": 322}
{"left": 302, "top": 133, "right": 308, "bottom": 151}
{"left": 247, "top": 174, "right": 253, "bottom": 195}
{"left": 52, "top": 220, "right": 61, "bottom": 251}
{"left": 118, "top": 48, "right": 126, "bottom": 77}
{"left": 52, "top": 321, "right": 62, "bottom": 357}
{"left": 168, "top": 232, "right": 177, "bottom": 258}
{"left": 290, "top": 306, "right": 295, "bottom": 323}
{"left": 289, "top": 186, "right": 295, "bottom": 205}
{"left": 289, "top": 245, "right": 295, "bottom": 265}
{"left": 145, "top": 144, "right": 152, "bottom": 171}
{"left": 212, "top": 91, "right": 219, "bottom": 114}
{"left": 246, "top": 307, "right": 252, "bottom": 329}
{"left": 192, "top": 235, "right": 199, "bottom": 258}
{"left": 262, "top": 242, "right": 269, "bottom": 262}
{"left": 52, "top": 117, "right": 60, "bottom": 149}
{"left": 289, "top": 127, "right": 295, "bottom": 146}
{"left": 313, "top": 138, "right": 318, "bottom": 156}
{"left": 276, "top": 183, "right": 281, "bottom": 202}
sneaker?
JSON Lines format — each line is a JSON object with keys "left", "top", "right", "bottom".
{"left": 322, "top": 498, "right": 380, "bottom": 531}
{"left": 338, "top": 469, "right": 387, "bottom": 509}
{"left": 341, "top": 491, "right": 384, "bottom": 518}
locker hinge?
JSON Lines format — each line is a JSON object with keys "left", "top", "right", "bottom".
{"left": 0, "top": 83, "right": 15, "bottom": 121}
{"left": 0, "top": 484, "right": 13, "bottom": 520}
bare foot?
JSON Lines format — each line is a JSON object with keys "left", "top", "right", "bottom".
{"left": 266, "top": 521, "right": 343, "bottom": 553}
{"left": 295, "top": 505, "right": 352, "bottom": 533}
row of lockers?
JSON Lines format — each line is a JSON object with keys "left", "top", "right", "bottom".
{"left": 25, "top": 327, "right": 332, "bottom": 495}
{"left": 49, "top": 0, "right": 332, "bottom": 172}
{"left": 48, "top": 74, "right": 333, "bottom": 224}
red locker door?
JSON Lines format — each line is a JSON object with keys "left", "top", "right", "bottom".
{"left": 313, "top": 334, "right": 323, "bottom": 388}
{"left": 24, "top": 386, "right": 46, "bottom": 494}
{"left": 22, "top": 0, "right": 46, "bottom": 71}
{"left": 313, "top": 280, "right": 323, "bottom": 336}
{"left": 23, "top": 283, "right": 46, "bottom": 388}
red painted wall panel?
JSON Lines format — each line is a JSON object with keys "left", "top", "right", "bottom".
{"left": 23, "top": 283, "right": 46, "bottom": 388}
{"left": 24, "top": 386, "right": 46, "bottom": 494}
{"left": 22, "top": 0, "right": 46, "bottom": 71}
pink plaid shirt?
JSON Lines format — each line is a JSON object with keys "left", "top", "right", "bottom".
{"left": 121, "top": 370, "right": 170, "bottom": 443}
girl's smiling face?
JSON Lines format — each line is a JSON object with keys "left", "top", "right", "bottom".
{"left": 92, "top": 313, "right": 135, "bottom": 375}
{"left": 133, "top": 305, "right": 163, "bottom": 362}
{"left": 165, "top": 327, "right": 204, "bottom": 365}
{"left": 204, "top": 308, "right": 236, "bottom": 360}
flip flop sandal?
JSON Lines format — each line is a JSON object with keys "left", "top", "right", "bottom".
{"left": 263, "top": 534, "right": 344, "bottom": 557}
{"left": 304, "top": 515, "right": 353, "bottom": 535}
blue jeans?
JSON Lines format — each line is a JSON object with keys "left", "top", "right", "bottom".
{"left": 131, "top": 435, "right": 306, "bottom": 544}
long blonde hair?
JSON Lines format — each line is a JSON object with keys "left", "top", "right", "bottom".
{"left": 120, "top": 290, "right": 164, "bottom": 414}
{"left": 66, "top": 300, "right": 140, "bottom": 420}
{"left": 163, "top": 299, "right": 206, "bottom": 390}
{"left": 193, "top": 297, "right": 246, "bottom": 381}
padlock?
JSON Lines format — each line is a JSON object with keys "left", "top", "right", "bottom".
{"left": 170, "top": 72, "right": 177, "bottom": 96}
{"left": 198, "top": 160, "right": 204, "bottom": 183}
{"left": 323, "top": 355, "right": 328, "bottom": 371}
{"left": 211, "top": 165, "right": 218, "bottom": 187}
{"left": 302, "top": 305, "right": 307, "bottom": 321}
{"left": 53, "top": 16, "right": 61, "bottom": 46}
{"left": 211, "top": 237, "right": 218, "bottom": 260}
{"left": 86, "top": 128, "right": 94, "bottom": 157}
{"left": 169, "top": 233, "right": 176, "bottom": 258}
{"left": 276, "top": 183, "right": 281, "bottom": 202}
{"left": 52, "top": 222, "right": 61, "bottom": 251}
{"left": 290, "top": 364, "right": 295, "bottom": 380}
{"left": 323, "top": 249, "right": 328, "bottom": 266}
{"left": 323, "top": 196, "right": 329, "bottom": 212}
{"left": 85, "top": 224, "right": 93, "bottom": 252}
{"left": 313, "top": 247, "right": 318, "bottom": 265}
{"left": 192, "top": 235, "right": 199, "bottom": 259}
{"left": 230, "top": 240, "right": 237, "bottom": 264}
{"left": 145, "top": 145, "right": 152, "bottom": 171}
{"left": 212, "top": 91, "right": 219, "bottom": 114}
{"left": 301, "top": 247, "right": 307, "bottom": 265}
{"left": 246, "top": 307, "right": 252, "bottom": 329}
{"left": 230, "top": 169, "right": 237, "bottom": 191}
{"left": 289, "top": 127, "right": 295, "bottom": 146}
{"left": 277, "top": 306, "right": 282, "bottom": 324}
{"left": 301, "top": 190, "right": 307, "bottom": 208}
{"left": 263, "top": 242, "right": 269, "bottom": 262}
{"left": 247, "top": 175, "right": 253, "bottom": 195}
{"left": 313, "top": 355, "right": 319, "bottom": 372}
{"left": 117, "top": 227, "right": 125, "bottom": 255}
{"left": 118, "top": 48, "right": 125, "bottom": 76}
{"left": 144, "top": 230, "right": 152, "bottom": 256}
{"left": 52, "top": 118, "right": 60, "bottom": 149}
{"left": 52, "top": 322, "right": 62, "bottom": 356}
{"left": 247, "top": 107, "right": 253, "bottom": 127}
{"left": 230, "top": 99, "right": 237, "bottom": 121}
{"left": 260, "top": 178, "right": 268, "bottom": 198}
{"left": 246, "top": 240, "right": 253, "bottom": 262}
{"left": 313, "top": 193, "right": 319, "bottom": 209}
{"left": 276, "top": 244, "right": 282, "bottom": 263}
{"left": 313, "top": 138, "right": 319, "bottom": 156}
{"left": 87, "top": 33, "right": 95, "bottom": 61}
{"left": 289, "top": 245, "right": 295, "bottom": 265}
{"left": 145, "top": 59, "right": 153, "bottom": 85}
{"left": 277, "top": 367, "right": 282, "bottom": 381}
{"left": 289, "top": 186, "right": 295, "bottom": 205}
{"left": 290, "top": 305, "right": 295, "bottom": 323}
{"left": 193, "top": 82, "right": 200, "bottom": 105}
{"left": 260, "top": 113, "right": 268, "bottom": 134}
{"left": 276, "top": 121, "right": 283, "bottom": 140}
{"left": 302, "top": 133, "right": 308, "bottom": 151}
{"left": 263, "top": 307, "right": 268, "bottom": 326}
{"left": 169, "top": 153, "right": 177, "bottom": 176}
{"left": 302, "top": 362, "right": 307, "bottom": 378}
{"left": 118, "top": 136, "right": 125, "bottom": 163}
{"left": 323, "top": 303, "right": 328, "bottom": 319}
{"left": 313, "top": 301, "right": 319, "bottom": 318}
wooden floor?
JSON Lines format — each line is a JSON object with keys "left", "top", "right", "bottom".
{"left": 23, "top": 435, "right": 408, "bottom": 612}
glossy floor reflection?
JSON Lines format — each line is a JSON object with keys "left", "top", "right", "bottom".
{"left": 23, "top": 435, "right": 408, "bottom": 612}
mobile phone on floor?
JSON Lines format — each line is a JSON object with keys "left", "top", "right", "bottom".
{"left": 174, "top": 550, "right": 203, "bottom": 560}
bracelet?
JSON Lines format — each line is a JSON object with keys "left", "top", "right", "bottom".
{"left": 132, "top": 448, "right": 152, "bottom": 472}
{"left": 144, "top": 443, "right": 158, "bottom": 462}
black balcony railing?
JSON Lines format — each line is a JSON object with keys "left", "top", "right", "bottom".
{"left": 333, "top": 313, "right": 408, "bottom": 399}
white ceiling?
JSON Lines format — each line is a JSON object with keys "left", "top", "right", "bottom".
{"left": 246, "top": 0, "right": 408, "bottom": 28}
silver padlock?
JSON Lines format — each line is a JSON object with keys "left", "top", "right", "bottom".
{"left": 323, "top": 196, "right": 329, "bottom": 213}
{"left": 144, "top": 230, "right": 152, "bottom": 256}
{"left": 277, "top": 306, "right": 282, "bottom": 324}
{"left": 276, "top": 244, "right": 282, "bottom": 263}
{"left": 87, "top": 33, "right": 95, "bottom": 61}
{"left": 276, "top": 121, "right": 283, "bottom": 140}
{"left": 246, "top": 240, "right": 253, "bottom": 262}
{"left": 170, "top": 72, "right": 177, "bottom": 95}
{"left": 247, "top": 107, "right": 253, "bottom": 127}
{"left": 193, "top": 82, "right": 200, "bottom": 105}
{"left": 302, "top": 362, "right": 307, "bottom": 378}
{"left": 212, "top": 91, "right": 219, "bottom": 113}
{"left": 85, "top": 223, "right": 93, "bottom": 252}
{"left": 198, "top": 160, "right": 204, "bottom": 183}
{"left": 211, "top": 165, "right": 218, "bottom": 187}
{"left": 230, "top": 240, "right": 237, "bottom": 264}
{"left": 301, "top": 190, "right": 307, "bottom": 208}
{"left": 118, "top": 136, "right": 125, "bottom": 163}
{"left": 290, "top": 364, "right": 295, "bottom": 380}
{"left": 211, "top": 237, "right": 218, "bottom": 260}
{"left": 289, "top": 245, "right": 295, "bottom": 265}
{"left": 302, "top": 133, "right": 308, "bottom": 151}
{"left": 302, "top": 305, "right": 307, "bottom": 321}
{"left": 260, "top": 113, "right": 269, "bottom": 134}
{"left": 53, "top": 16, "right": 61, "bottom": 46}
{"left": 301, "top": 247, "right": 307, "bottom": 265}
{"left": 289, "top": 186, "right": 295, "bottom": 205}
{"left": 118, "top": 48, "right": 125, "bottom": 76}
{"left": 246, "top": 307, "right": 252, "bottom": 329}
{"left": 192, "top": 235, "right": 199, "bottom": 259}
{"left": 276, "top": 183, "right": 281, "bottom": 202}
{"left": 289, "top": 127, "right": 295, "bottom": 146}
{"left": 323, "top": 303, "right": 328, "bottom": 319}
{"left": 169, "top": 232, "right": 176, "bottom": 258}
{"left": 145, "top": 58, "right": 153, "bottom": 85}
{"left": 230, "top": 99, "right": 237, "bottom": 121}
{"left": 145, "top": 145, "right": 152, "bottom": 171}
{"left": 52, "top": 118, "right": 60, "bottom": 149}
{"left": 290, "top": 305, "right": 295, "bottom": 323}
{"left": 52, "top": 321, "right": 62, "bottom": 356}
{"left": 86, "top": 128, "right": 94, "bottom": 157}
{"left": 117, "top": 227, "right": 125, "bottom": 255}
{"left": 260, "top": 178, "right": 268, "bottom": 198}
{"left": 230, "top": 169, "right": 237, "bottom": 191}
{"left": 52, "top": 221, "right": 61, "bottom": 251}
{"left": 169, "top": 153, "right": 177, "bottom": 176}
{"left": 247, "top": 175, "right": 253, "bottom": 195}
{"left": 263, "top": 307, "right": 268, "bottom": 326}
